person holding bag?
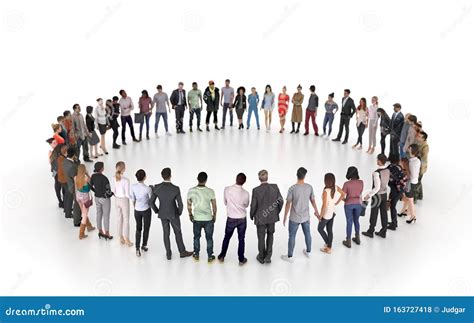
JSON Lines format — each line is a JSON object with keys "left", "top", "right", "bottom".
{"left": 74, "top": 164, "right": 96, "bottom": 239}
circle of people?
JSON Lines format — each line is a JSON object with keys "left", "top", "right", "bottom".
{"left": 47, "top": 80, "right": 430, "bottom": 264}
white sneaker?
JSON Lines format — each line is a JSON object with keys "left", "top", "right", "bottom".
{"left": 166, "top": 132, "right": 172, "bottom": 136}
{"left": 303, "top": 249, "right": 311, "bottom": 258}
{"left": 280, "top": 255, "right": 294, "bottom": 263}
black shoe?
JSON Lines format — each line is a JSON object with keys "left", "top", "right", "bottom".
{"left": 58, "top": 201, "right": 64, "bottom": 208}
{"left": 295, "top": 130, "right": 300, "bottom": 134}
{"left": 133, "top": 138, "right": 140, "bottom": 142}
{"left": 303, "top": 132, "right": 309, "bottom": 136}
{"left": 193, "top": 254, "right": 200, "bottom": 261}
{"left": 352, "top": 235, "right": 361, "bottom": 245}
{"left": 332, "top": 138, "right": 341, "bottom": 142}
{"left": 239, "top": 258, "right": 248, "bottom": 266}
{"left": 167, "top": 255, "right": 172, "bottom": 260}
{"left": 113, "top": 143, "right": 120, "bottom": 149}
{"left": 197, "top": 127, "right": 203, "bottom": 132}
{"left": 398, "top": 212, "right": 407, "bottom": 217}
{"left": 341, "top": 140, "right": 348, "bottom": 144}
{"left": 375, "top": 231, "right": 386, "bottom": 238}
{"left": 215, "top": 125, "right": 220, "bottom": 130}
{"left": 315, "top": 133, "right": 319, "bottom": 136}
{"left": 290, "top": 130, "right": 295, "bottom": 134}
{"left": 342, "top": 239, "right": 352, "bottom": 248}
{"left": 146, "top": 135, "right": 150, "bottom": 140}
{"left": 256, "top": 256, "right": 265, "bottom": 264}
{"left": 136, "top": 249, "right": 141, "bottom": 257}
{"left": 387, "top": 223, "right": 397, "bottom": 231}
{"left": 189, "top": 127, "right": 193, "bottom": 132}
{"left": 181, "top": 130, "right": 186, "bottom": 134}
{"left": 141, "top": 246, "right": 148, "bottom": 252}
{"left": 180, "top": 251, "right": 193, "bottom": 258}
{"left": 362, "top": 231, "right": 374, "bottom": 238}
{"left": 264, "top": 258, "right": 272, "bottom": 264}
{"left": 217, "top": 255, "right": 225, "bottom": 263}
{"left": 206, "top": 126, "right": 210, "bottom": 132}
{"left": 208, "top": 255, "right": 216, "bottom": 263}
{"left": 84, "top": 158, "right": 93, "bottom": 163}
{"left": 406, "top": 217, "right": 417, "bottom": 224}
{"left": 221, "top": 126, "right": 225, "bottom": 130}
{"left": 122, "top": 141, "right": 127, "bottom": 145}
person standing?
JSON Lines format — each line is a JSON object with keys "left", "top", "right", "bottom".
{"left": 152, "top": 85, "right": 172, "bottom": 137}
{"left": 119, "top": 89, "right": 139, "bottom": 145}
{"left": 362, "top": 154, "right": 390, "bottom": 238}
{"left": 56, "top": 145, "right": 68, "bottom": 211}
{"left": 187, "top": 82, "right": 203, "bottom": 132}
{"left": 233, "top": 87, "right": 247, "bottom": 130}
{"left": 250, "top": 170, "right": 283, "bottom": 264}
{"left": 90, "top": 161, "right": 114, "bottom": 240}
{"left": 377, "top": 108, "right": 391, "bottom": 155}
{"left": 278, "top": 86, "right": 290, "bottom": 133}
{"left": 221, "top": 79, "right": 235, "bottom": 129}
{"left": 170, "top": 82, "right": 187, "bottom": 134}
{"left": 402, "top": 115, "right": 418, "bottom": 156}
{"left": 398, "top": 113, "right": 412, "bottom": 158}
{"left": 113, "top": 161, "right": 133, "bottom": 247}
{"left": 150, "top": 168, "right": 193, "bottom": 260}
{"left": 290, "top": 85, "right": 304, "bottom": 134}
{"left": 304, "top": 85, "right": 319, "bottom": 136}
{"left": 85, "top": 105, "right": 100, "bottom": 159}
{"left": 281, "top": 167, "right": 320, "bottom": 262}
{"left": 389, "top": 103, "right": 404, "bottom": 159}
{"left": 203, "top": 81, "right": 220, "bottom": 131}
{"left": 366, "top": 96, "right": 379, "bottom": 153}
{"left": 63, "top": 110, "right": 76, "bottom": 147}
{"left": 262, "top": 84, "right": 275, "bottom": 132}
{"left": 187, "top": 172, "right": 217, "bottom": 262}
{"left": 322, "top": 93, "right": 338, "bottom": 137}
{"left": 353, "top": 98, "right": 368, "bottom": 149}
{"left": 95, "top": 98, "right": 109, "bottom": 154}
{"left": 218, "top": 173, "right": 250, "bottom": 265}
{"left": 63, "top": 147, "right": 81, "bottom": 224}
{"left": 130, "top": 169, "right": 152, "bottom": 257}
{"left": 74, "top": 164, "right": 96, "bottom": 239}
{"left": 71, "top": 104, "right": 92, "bottom": 163}
{"left": 341, "top": 166, "right": 364, "bottom": 248}
{"left": 247, "top": 87, "right": 260, "bottom": 130}
{"left": 405, "top": 144, "right": 421, "bottom": 224}
{"left": 108, "top": 97, "right": 121, "bottom": 149}
{"left": 138, "top": 90, "right": 153, "bottom": 140}
{"left": 332, "top": 89, "right": 356, "bottom": 144}
{"left": 317, "top": 173, "right": 344, "bottom": 254}
{"left": 386, "top": 155, "right": 407, "bottom": 231}
{"left": 415, "top": 131, "right": 429, "bottom": 201}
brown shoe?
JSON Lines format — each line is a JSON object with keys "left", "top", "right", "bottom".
{"left": 86, "top": 218, "right": 96, "bottom": 232}
{"left": 180, "top": 251, "right": 193, "bottom": 258}
{"left": 79, "top": 224, "right": 88, "bottom": 240}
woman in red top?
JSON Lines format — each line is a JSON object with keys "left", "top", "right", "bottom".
{"left": 52, "top": 123, "right": 65, "bottom": 144}
{"left": 278, "top": 86, "right": 290, "bottom": 133}
{"left": 138, "top": 90, "right": 153, "bottom": 140}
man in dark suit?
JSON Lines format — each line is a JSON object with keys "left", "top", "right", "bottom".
{"left": 150, "top": 167, "right": 193, "bottom": 260}
{"left": 332, "top": 89, "right": 356, "bottom": 144}
{"left": 389, "top": 103, "right": 404, "bottom": 159}
{"left": 250, "top": 170, "right": 283, "bottom": 264}
{"left": 170, "top": 82, "right": 187, "bottom": 134}
{"left": 62, "top": 146, "right": 81, "bottom": 226}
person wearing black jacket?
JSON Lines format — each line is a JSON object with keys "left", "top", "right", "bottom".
{"left": 90, "top": 161, "right": 114, "bottom": 240}
{"left": 333, "top": 89, "right": 356, "bottom": 144}
{"left": 386, "top": 155, "right": 405, "bottom": 230}
{"left": 378, "top": 108, "right": 391, "bottom": 155}
{"left": 170, "top": 82, "right": 187, "bottom": 134}
{"left": 233, "top": 86, "right": 247, "bottom": 130}
{"left": 389, "top": 103, "right": 404, "bottom": 159}
{"left": 108, "top": 97, "right": 121, "bottom": 149}
{"left": 203, "top": 81, "right": 221, "bottom": 131}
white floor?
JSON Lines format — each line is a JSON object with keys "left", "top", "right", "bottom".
{"left": 0, "top": 116, "right": 472, "bottom": 296}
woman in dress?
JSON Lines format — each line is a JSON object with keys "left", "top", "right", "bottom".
{"left": 95, "top": 98, "right": 109, "bottom": 155}
{"left": 290, "top": 85, "right": 304, "bottom": 134}
{"left": 353, "top": 98, "right": 368, "bottom": 150}
{"left": 233, "top": 86, "right": 247, "bottom": 130}
{"left": 377, "top": 108, "right": 391, "bottom": 155}
{"left": 138, "top": 90, "right": 153, "bottom": 140}
{"left": 74, "top": 164, "right": 96, "bottom": 239}
{"left": 113, "top": 161, "right": 133, "bottom": 247}
{"left": 366, "top": 96, "right": 379, "bottom": 153}
{"left": 261, "top": 84, "right": 275, "bottom": 132}
{"left": 278, "top": 86, "right": 290, "bottom": 133}
{"left": 85, "top": 105, "right": 101, "bottom": 159}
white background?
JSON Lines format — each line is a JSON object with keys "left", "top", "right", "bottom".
{"left": 0, "top": 0, "right": 473, "bottom": 296}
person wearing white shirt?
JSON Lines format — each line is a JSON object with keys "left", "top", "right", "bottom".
{"left": 118, "top": 89, "right": 139, "bottom": 145}
{"left": 130, "top": 169, "right": 153, "bottom": 257}
{"left": 113, "top": 161, "right": 133, "bottom": 247}
{"left": 95, "top": 98, "right": 109, "bottom": 155}
{"left": 362, "top": 154, "right": 390, "bottom": 238}
{"left": 405, "top": 144, "right": 421, "bottom": 224}
{"left": 366, "top": 96, "right": 379, "bottom": 154}
{"left": 217, "top": 173, "right": 250, "bottom": 265}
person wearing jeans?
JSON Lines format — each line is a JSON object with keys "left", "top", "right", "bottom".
{"left": 187, "top": 82, "right": 203, "bottom": 132}
{"left": 119, "top": 89, "right": 139, "bottom": 144}
{"left": 341, "top": 166, "right": 364, "bottom": 248}
{"left": 152, "top": 85, "right": 172, "bottom": 137}
{"left": 281, "top": 167, "right": 319, "bottom": 262}
{"left": 130, "top": 169, "right": 152, "bottom": 257}
{"left": 322, "top": 92, "right": 338, "bottom": 136}
{"left": 138, "top": 90, "right": 153, "bottom": 140}
{"left": 220, "top": 79, "right": 235, "bottom": 129}
{"left": 303, "top": 85, "right": 319, "bottom": 136}
{"left": 218, "top": 173, "right": 250, "bottom": 266}
{"left": 187, "top": 172, "right": 217, "bottom": 262}
{"left": 90, "top": 161, "right": 114, "bottom": 240}
{"left": 247, "top": 87, "right": 260, "bottom": 130}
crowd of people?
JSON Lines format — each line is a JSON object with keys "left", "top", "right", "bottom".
{"left": 46, "top": 80, "right": 430, "bottom": 264}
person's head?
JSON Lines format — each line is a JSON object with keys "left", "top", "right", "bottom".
{"left": 106, "top": 99, "right": 112, "bottom": 106}
{"left": 344, "top": 89, "right": 350, "bottom": 97}
{"left": 265, "top": 84, "right": 272, "bottom": 93}
{"left": 296, "top": 167, "right": 307, "bottom": 180}
{"left": 408, "top": 114, "right": 418, "bottom": 125}
{"left": 52, "top": 123, "right": 61, "bottom": 133}
{"left": 197, "top": 172, "right": 208, "bottom": 185}
{"left": 161, "top": 167, "right": 172, "bottom": 180}
{"left": 135, "top": 169, "right": 146, "bottom": 182}
{"left": 75, "top": 164, "right": 87, "bottom": 189}
{"left": 115, "top": 161, "right": 126, "bottom": 181}
{"left": 141, "top": 90, "right": 149, "bottom": 98}
{"left": 112, "top": 96, "right": 119, "bottom": 103}
{"left": 209, "top": 80, "right": 215, "bottom": 90}
{"left": 345, "top": 166, "right": 359, "bottom": 180}
{"left": 371, "top": 96, "right": 378, "bottom": 105}
{"left": 309, "top": 85, "right": 316, "bottom": 93}
{"left": 389, "top": 155, "right": 400, "bottom": 165}
{"left": 420, "top": 131, "right": 428, "bottom": 142}
{"left": 96, "top": 98, "right": 103, "bottom": 105}
{"left": 359, "top": 97, "right": 367, "bottom": 109}
{"left": 282, "top": 86, "right": 287, "bottom": 93}
{"left": 192, "top": 82, "right": 198, "bottom": 90}
{"left": 236, "top": 173, "right": 246, "bottom": 186}
{"left": 251, "top": 87, "right": 256, "bottom": 94}
{"left": 393, "top": 103, "right": 401, "bottom": 112}
{"left": 297, "top": 84, "right": 302, "bottom": 92}
{"left": 377, "top": 153, "right": 388, "bottom": 166}
{"left": 46, "top": 138, "right": 57, "bottom": 149}
{"left": 258, "top": 169, "right": 268, "bottom": 182}
{"left": 66, "top": 146, "right": 77, "bottom": 159}
{"left": 225, "top": 79, "right": 230, "bottom": 86}
{"left": 60, "top": 144, "right": 68, "bottom": 156}
{"left": 94, "top": 161, "right": 104, "bottom": 173}
{"left": 408, "top": 144, "right": 419, "bottom": 157}
{"left": 57, "top": 115, "right": 64, "bottom": 123}
{"left": 72, "top": 104, "right": 80, "bottom": 113}
{"left": 238, "top": 86, "right": 245, "bottom": 95}
{"left": 156, "top": 85, "right": 163, "bottom": 92}
{"left": 400, "top": 158, "right": 410, "bottom": 174}
{"left": 328, "top": 92, "right": 334, "bottom": 101}
{"left": 178, "top": 82, "right": 184, "bottom": 90}
{"left": 324, "top": 173, "right": 336, "bottom": 198}
{"left": 63, "top": 110, "right": 71, "bottom": 118}
{"left": 119, "top": 89, "right": 127, "bottom": 98}
{"left": 377, "top": 107, "right": 387, "bottom": 117}
{"left": 86, "top": 105, "right": 93, "bottom": 114}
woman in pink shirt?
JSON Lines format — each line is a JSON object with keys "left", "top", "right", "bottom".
{"left": 138, "top": 90, "right": 153, "bottom": 140}
{"left": 341, "top": 166, "right": 364, "bottom": 248}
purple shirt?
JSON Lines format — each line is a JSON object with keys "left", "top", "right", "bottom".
{"left": 342, "top": 179, "right": 364, "bottom": 205}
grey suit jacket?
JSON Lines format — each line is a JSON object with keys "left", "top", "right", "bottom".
{"left": 150, "top": 182, "right": 183, "bottom": 219}
{"left": 250, "top": 183, "right": 283, "bottom": 225}
{"left": 63, "top": 158, "right": 78, "bottom": 193}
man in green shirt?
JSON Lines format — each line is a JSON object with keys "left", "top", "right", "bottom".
{"left": 187, "top": 82, "right": 203, "bottom": 132}
{"left": 187, "top": 172, "right": 217, "bottom": 262}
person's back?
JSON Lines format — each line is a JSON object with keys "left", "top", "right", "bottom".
{"left": 224, "top": 184, "right": 249, "bottom": 219}
{"left": 188, "top": 185, "right": 215, "bottom": 221}
{"left": 321, "top": 188, "right": 341, "bottom": 220}
{"left": 251, "top": 183, "right": 282, "bottom": 224}
{"left": 152, "top": 182, "right": 182, "bottom": 218}
{"left": 288, "top": 183, "right": 314, "bottom": 223}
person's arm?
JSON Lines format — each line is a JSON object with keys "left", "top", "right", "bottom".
{"left": 176, "top": 188, "right": 183, "bottom": 216}
{"left": 283, "top": 201, "right": 291, "bottom": 226}
{"left": 350, "top": 100, "right": 356, "bottom": 117}
{"left": 220, "top": 89, "right": 224, "bottom": 107}
{"left": 249, "top": 190, "right": 257, "bottom": 221}
{"left": 223, "top": 188, "right": 228, "bottom": 206}
{"left": 150, "top": 187, "right": 159, "bottom": 214}
{"left": 233, "top": 95, "right": 238, "bottom": 108}
{"left": 319, "top": 191, "right": 327, "bottom": 220}
{"left": 130, "top": 186, "right": 136, "bottom": 208}
{"left": 230, "top": 90, "right": 235, "bottom": 108}
{"left": 364, "top": 172, "right": 380, "bottom": 200}
{"left": 187, "top": 198, "right": 193, "bottom": 222}
{"left": 199, "top": 91, "right": 203, "bottom": 109}
{"left": 211, "top": 199, "right": 217, "bottom": 222}
{"left": 335, "top": 186, "right": 345, "bottom": 205}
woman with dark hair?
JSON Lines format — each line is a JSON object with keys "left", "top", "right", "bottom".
{"left": 323, "top": 92, "right": 338, "bottom": 137}
{"left": 317, "top": 173, "right": 344, "bottom": 254}
{"left": 353, "top": 98, "right": 368, "bottom": 149}
{"left": 278, "top": 86, "right": 290, "bottom": 133}
{"left": 138, "top": 90, "right": 153, "bottom": 140}
{"left": 399, "top": 144, "right": 420, "bottom": 224}
{"left": 108, "top": 97, "right": 121, "bottom": 149}
{"left": 85, "top": 105, "right": 100, "bottom": 159}
{"left": 341, "top": 166, "right": 364, "bottom": 248}
{"left": 50, "top": 143, "right": 65, "bottom": 208}
{"left": 95, "top": 98, "right": 109, "bottom": 155}
{"left": 261, "top": 84, "right": 275, "bottom": 132}
{"left": 290, "top": 85, "right": 304, "bottom": 134}
{"left": 130, "top": 169, "right": 152, "bottom": 257}
{"left": 377, "top": 108, "right": 391, "bottom": 155}
{"left": 233, "top": 86, "right": 247, "bottom": 130}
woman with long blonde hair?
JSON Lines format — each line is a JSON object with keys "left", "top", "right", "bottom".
{"left": 113, "top": 161, "right": 133, "bottom": 246}
{"left": 74, "top": 164, "right": 95, "bottom": 239}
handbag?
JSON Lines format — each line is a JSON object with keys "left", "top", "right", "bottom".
{"left": 134, "top": 113, "right": 145, "bottom": 124}
{"left": 84, "top": 199, "right": 93, "bottom": 208}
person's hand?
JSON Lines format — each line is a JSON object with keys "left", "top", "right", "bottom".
{"left": 189, "top": 214, "right": 194, "bottom": 222}
{"left": 212, "top": 215, "right": 216, "bottom": 223}
{"left": 363, "top": 194, "right": 370, "bottom": 201}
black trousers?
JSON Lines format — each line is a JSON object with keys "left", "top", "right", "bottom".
{"left": 54, "top": 175, "right": 64, "bottom": 205}
{"left": 256, "top": 223, "right": 275, "bottom": 261}
{"left": 219, "top": 218, "right": 247, "bottom": 262}
{"left": 356, "top": 123, "right": 366, "bottom": 145}
{"left": 72, "top": 194, "right": 82, "bottom": 226}
{"left": 380, "top": 133, "right": 388, "bottom": 155}
{"left": 134, "top": 208, "right": 152, "bottom": 249}
{"left": 63, "top": 185, "right": 73, "bottom": 218}
{"left": 175, "top": 105, "right": 185, "bottom": 131}
{"left": 335, "top": 115, "right": 350, "bottom": 142}
{"left": 389, "top": 135, "right": 400, "bottom": 159}
{"left": 317, "top": 216, "right": 335, "bottom": 248}
{"left": 121, "top": 115, "right": 136, "bottom": 142}
{"left": 368, "top": 193, "right": 388, "bottom": 234}
{"left": 160, "top": 217, "right": 186, "bottom": 257}
{"left": 206, "top": 110, "right": 218, "bottom": 125}
{"left": 111, "top": 118, "right": 119, "bottom": 144}
{"left": 76, "top": 137, "right": 90, "bottom": 161}
{"left": 389, "top": 188, "right": 402, "bottom": 227}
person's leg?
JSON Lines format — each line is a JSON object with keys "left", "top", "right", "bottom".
{"left": 256, "top": 224, "right": 266, "bottom": 261}
{"left": 255, "top": 108, "right": 260, "bottom": 129}
{"left": 54, "top": 175, "right": 63, "bottom": 206}
{"left": 116, "top": 199, "right": 124, "bottom": 240}
{"left": 204, "top": 221, "right": 214, "bottom": 258}
{"left": 322, "top": 113, "right": 329, "bottom": 135}
{"left": 317, "top": 219, "right": 329, "bottom": 246}
{"left": 219, "top": 218, "right": 236, "bottom": 259}
{"left": 103, "top": 198, "right": 111, "bottom": 234}
{"left": 335, "top": 117, "right": 344, "bottom": 139}
{"left": 301, "top": 220, "right": 312, "bottom": 253}
{"left": 196, "top": 109, "right": 201, "bottom": 128}
{"left": 287, "top": 221, "right": 299, "bottom": 257}
{"left": 380, "top": 134, "right": 386, "bottom": 155}
{"left": 326, "top": 217, "right": 334, "bottom": 248}
{"left": 343, "top": 117, "right": 350, "bottom": 142}
{"left": 139, "top": 119, "right": 144, "bottom": 140}
{"left": 193, "top": 221, "right": 202, "bottom": 256}
{"left": 311, "top": 111, "right": 318, "bottom": 134}
{"left": 264, "top": 110, "right": 269, "bottom": 129}
{"left": 328, "top": 113, "right": 334, "bottom": 136}
{"left": 163, "top": 113, "right": 169, "bottom": 133}
{"left": 389, "top": 189, "right": 400, "bottom": 227}
{"left": 304, "top": 109, "right": 310, "bottom": 133}
{"left": 127, "top": 116, "right": 137, "bottom": 140}
{"left": 112, "top": 123, "right": 119, "bottom": 146}
{"left": 161, "top": 218, "right": 172, "bottom": 258}
{"left": 123, "top": 199, "right": 131, "bottom": 242}
{"left": 206, "top": 111, "right": 211, "bottom": 125}
{"left": 179, "top": 107, "right": 185, "bottom": 131}
{"left": 189, "top": 109, "right": 194, "bottom": 128}
{"left": 236, "top": 218, "right": 247, "bottom": 262}
{"left": 379, "top": 193, "right": 388, "bottom": 235}
{"left": 229, "top": 106, "right": 234, "bottom": 126}
{"left": 213, "top": 110, "right": 218, "bottom": 125}
{"left": 367, "top": 196, "right": 378, "bottom": 233}
{"left": 121, "top": 116, "right": 127, "bottom": 142}
{"left": 142, "top": 208, "right": 152, "bottom": 247}
{"left": 265, "top": 223, "right": 275, "bottom": 260}
{"left": 170, "top": 216, "right": 186, "bottom": 254}
{"left": 175, "top": 108, "right": 180, "bottom": 132}
{"left": 96, "top": 197, "right": 104, "bottom": 233}
{"left": 155, "top": 112, "right": 160, "bottom": 134}
{"left": 221, "top": 103, "right": 227, "bottom": 127}
{"left": 63, "top": 187, "right": 73, "bottom": 218}
{"left": 344, "top": 205, "right": 353, "bottom": 239}
{"left": 134, "top": 210, "right": 143, "bottom": 250}
{"left": 247, "top": 108, "right": 252, "bottom": 129}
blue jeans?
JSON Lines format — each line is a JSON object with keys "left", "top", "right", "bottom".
{"left": 288, "top": 220, "right": 311, "bottom": 257}
{"left": 155, "top": 112, "right": 168, "bottom": 133}
{"left": 193, "top": 220, "right": 214, "bottom": 257}
{"left": 246, "top": 106, "right": 260, "bottom": 129}
{"left": 399, "top": 142, "right": 406, "bottom": 158}
{"left": 139, "top": 113, "right": 151, "bottom": 138}
{"left": 218, "top": 218, "right": 247, "bottom": 262}
{"left": 323, "top": 112, "right": 334, "bottom": 135}
{"left": 344, "top": 204, "right": 362, "bottom": 238}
